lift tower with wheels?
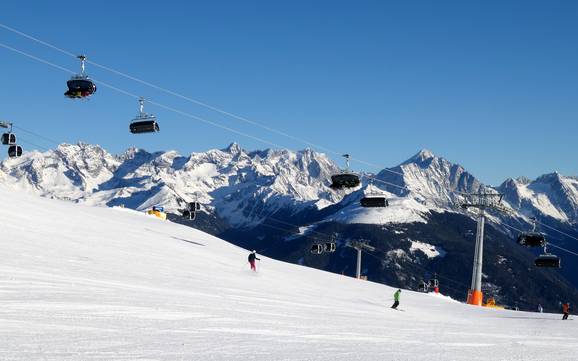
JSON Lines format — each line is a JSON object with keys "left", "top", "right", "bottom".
{"left": 458, "top": 192, "right": 508, "bottom": 306}
{"left": 347, "top": 240, "right": 375, "bottom": 279}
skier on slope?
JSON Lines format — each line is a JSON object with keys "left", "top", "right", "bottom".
{"left": 248, "top": 250, "right": 260, "bottom": 272}
{"left": 391, "top": 289, "right": 401, "bottom": 309}
{"left": 562, "top": 302, "right": 570, "bottom": 320}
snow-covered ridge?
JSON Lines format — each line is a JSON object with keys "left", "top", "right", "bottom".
{"left": 0, "top": 142, "right": 345, "bottom": 226}
{"left": 1, "top": 143, "right": 577, "bottom": 227}
{"left": 498, "top": 172, "right": 578, "bottom": 223}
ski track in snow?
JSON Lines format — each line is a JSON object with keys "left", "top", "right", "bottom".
{"left": 1, "top": 186, "right": 577, "bottom": 360}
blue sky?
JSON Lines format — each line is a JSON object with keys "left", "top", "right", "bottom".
{"left": 1, "top": 0, "right": 577, "bottom": 185}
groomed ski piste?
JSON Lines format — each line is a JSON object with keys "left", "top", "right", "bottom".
{"left": 1, "top": 185, "right": 576, "bottom": 361}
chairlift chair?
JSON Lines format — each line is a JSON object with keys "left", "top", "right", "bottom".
{"left": 330, "top": 154, "right": 360, "bottom": 189}
{"left": 360, "top": 196, "right": 388, "bottom": 208}
{"left": 517, "top": 232, "right": 546, "bottom": 247}
{"left": 65, "top": 55, "right": 97, "bottom": 99}
{"left": 517, "top": 218, "right": 547, "bottom": 247}
{"left": 534, "top": 242, "right": 561, "bottom": 268}
{"left": 130, "top": 97, "right": 159, "bottom": 134}
{"left": 535, "top": 253, "right": 561, "bottom": 268}
{"left": 7, "top": 145, "right": 23, "bottom": 158}
{"left": 331, "top": 173, "right": 360, "bottom": 189}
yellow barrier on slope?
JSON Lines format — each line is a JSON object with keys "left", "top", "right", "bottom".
{"left": 483, "top": 297, "right": 505, "bottom": 310}
{"left": 147, "top": 208, "right": 167, "bottom": 220}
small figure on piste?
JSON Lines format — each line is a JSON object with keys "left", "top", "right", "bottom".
{"left": 562, "top": 302, "right": 570, "bottom": 320}
{"left": 248, "top": 250, "right": 260, "bottom": 272}
{"left": 391, "top": 289, "right": 401, "bottom": 309}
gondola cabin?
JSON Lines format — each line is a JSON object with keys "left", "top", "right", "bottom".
{"left": 310, "top": 244, "right": 324, "bottom": 254}
{"left": 534, "top": 254, "right": 561, "bottom": 268}
{"left": 182, "top": 202, "right": 201, "bottom": 220}
{"left": 324, "top": 242, "right": 336, "bottom": 253}
{"left": 7, "top": 145, "right": 22, "bottom": 158}
{"left": 330, "top": 173, "right": 360, "bottom": 189}
{"left": 360, "top": 196, "right": 388, "bottom": 208}
{"left": 331, "top": 154, "right": 360, "bottom": 189}
{"left": 64, "top": 78, "right": 97, "bottom": 99}
{"left": 130, "top": 120, "right": 160, "bottom": 134}
{"left": 1, "top": 133, "right": 16, "bottom": 145}
{"left": 517, "top": 232, "right": 546, "bottom": 247}
{"left": 130, "top": 97, "right": 159, "bottom": 134}
{"left": 64, "top": 55, "right": 97, "bottom": 99}
{"left": 188, "top": 202, "right": 201, "bottom": 211}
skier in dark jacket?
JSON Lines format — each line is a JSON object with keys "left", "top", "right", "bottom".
{"left": 248, "top": 250, "right": 260, "bottom": 272}
{"left": 562, "top": 303, "right": 570, "bottom": 320}
{"left": 391, "top": 289, "right": 401, "bottom": 309}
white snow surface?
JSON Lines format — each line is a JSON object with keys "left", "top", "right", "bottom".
{"left": 409, "top": 240, "right": 447, "bottom": 258}
{"left": 1, "top": 186, "right": 578, "bottom": 360}
{"left": 328, "top": 196, "right": 430, "bottom": 225}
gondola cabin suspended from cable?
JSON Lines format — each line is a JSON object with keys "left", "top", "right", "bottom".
{"left": 324, "top": 242, "right": 336, "bottom": 253}
{"left": 535, "top": 254, "right": 561, "bottom": 268}
{"left": 189, "top": 202, "right": 201, "bottom": 212}
{"left": 182, "top": 202, "right": 201, "bottom": 220}
{"left": 7, "top": 145, "right": 23, "bottom": 158}
{"left": 330, "top": 154, "right": 360, "bottom": 189}
{"left": 130, "top": 97, "right": 159, "bottom": 134}
{"left": 360, "top": 196, "right": 389, "bottom": 208}
{"left": 1, "top": 133, "right": 16, "bottom": 145}
{"left": 0, "top": 121, "right": 16, "bottom": 145}
{"left": 310, "top": 244, "right": 324, "bottom": 255}
{"left": 360, "top": 184, "right": 389, "bottom": 207}
{"left": 64, "top": 55, "right": 97, "bottom": 99}
{"left": 534, "top": 242, "right": 561, "bottom": 268}
{"left": 517, "top": 232, "right": 546, "bottom": 247}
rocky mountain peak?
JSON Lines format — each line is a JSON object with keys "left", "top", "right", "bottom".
{"left": 223, "top": 142, "right": 243, "bottom": 155}
{"left": 1, "top": 142, "right": 577, "bottom": 225}
{"left": 402, "top": 149, "right": 437, "bottom": 166}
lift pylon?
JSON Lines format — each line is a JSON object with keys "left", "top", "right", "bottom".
{"left": 347, "top": 240, "right": 375, "bottom": 279}
{"left": 458, "top": 192, "right": 508, "bottom": 306}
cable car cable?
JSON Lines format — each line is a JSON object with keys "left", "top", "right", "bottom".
{"left": 501, "top": 223, "right": 578, "bottom": 257}
{"left": 2, "top": 39, "right": 577, "bottom": 261}
{"left": 534, "top": 220, "right": 578, "bottom": 243}
{"left": 0, "top": 22, "right": 409, "bottom": 178}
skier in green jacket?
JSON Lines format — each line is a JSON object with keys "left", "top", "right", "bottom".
{"left": 391, "top": 289, "right": 401, "bottom": 309}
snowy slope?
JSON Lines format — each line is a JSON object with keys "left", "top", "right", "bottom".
{"left": 1, "top": 186, "right": 577, "bottom": 360}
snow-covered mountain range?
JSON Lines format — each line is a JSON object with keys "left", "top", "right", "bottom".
{"left": 1, "top": 142, "right": 342, "bottom": 226}
{"left": 2, "top": 142, "right": 577, "bottom": 228}
{"left": 2, "top": 142, "right": 578, "bottom": 308}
